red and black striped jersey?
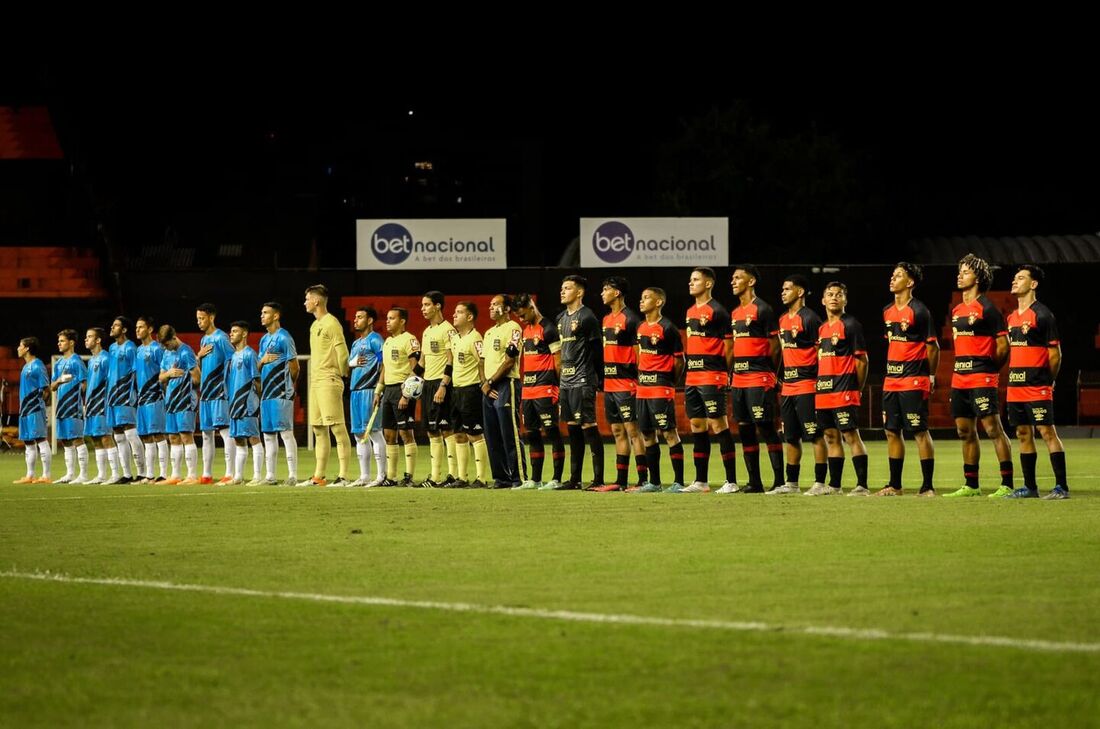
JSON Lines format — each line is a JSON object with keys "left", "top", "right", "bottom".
{"left": 603, "top": 308, "right": 640, "bottom": 393}
{"left": 637, "top": 316, "right": 684, "bottom": 399}
{"left": 731, "top": 297, "right": 779, "bottom": 388}
{"left": 557, "top": 305, "right": 602, "bottom": 388}
{"left": 951, "top": 295, "right": 1006, "bottom": 389}
{"left": 883, "top": 297, "right": 937, "bottom": 392}
{"left": 779, "top": 306, "right": 822, "bottom": 396}
{"left": 522, "top": 317, "right": 561, "bottom": 400}
{"left": 1007, "top": 301, "right": 1059, "bottom": 402}
{"left": 816, "top": 314, "right": 867, "bottom": 409}
{"left": 684, "top": 298, "right": 731, "bottom": 387}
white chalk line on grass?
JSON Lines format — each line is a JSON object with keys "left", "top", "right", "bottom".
{"left": 2, "top": 569, "right": 1096, "bottom": 655}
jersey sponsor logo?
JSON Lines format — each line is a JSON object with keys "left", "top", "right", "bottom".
{"left": 886, "top": 363, "right": 904, "bottom": 375}
{"left": 1009, "top": 371, "right": 1027, "bottom": 383}
{"left": 562, "top": 365, "right": 576, "bottom": 377}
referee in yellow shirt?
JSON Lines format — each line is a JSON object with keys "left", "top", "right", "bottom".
{"left": 482, "top": 294, "right": 526, "bottom": 488}
{"left": 302, "top": 284, "right": 352, "bottom": 486}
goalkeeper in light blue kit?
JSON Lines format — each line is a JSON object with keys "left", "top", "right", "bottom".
{"left": 258, "top": 302, "right": 300, "bottom": 485}
{"left": 349, "top": 306, "right": 386, "bottom": 486}
{"left": 228, "top": 321, "right": 264, "bottom": 484}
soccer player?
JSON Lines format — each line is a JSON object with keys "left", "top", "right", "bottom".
{"left": 348, "top": 306, "right": 386, "bottom": 487}
{"left": 134, "top": 316, "right": 169, "bottom": 482}
{"left": 448, "top": 301, "right": 490, "bottom": 487}
{"left": 259, "top": 302, "right": 300, "bottom": 485}
{"left": 683, "top": 267, "right": 737, "bottom": 494}
{"left": 557, "top": 275, "right": 604, "bottom": 490}
{"left": 513, "top": 294, "right": 565, "bottom": 490}
{"left": 879, "top": 262, "right": 939, "bottom": 496}
{"left": 635, "top": 286, "right": 686, "bottom": 493}
{"left": 810, "top": 282, "right": 870, "bottom": 496}
{"left": 730, "top": 265, "right": 783, "bottom": 493}
{"left": 228, "top": 321, "right": 264, "bottom": 485}
{"left": 108, "top": 316, "right": 145, "bottom": 483}
{"left": 83, "top": 327, "right": 120, "bottom": 484}
{"left": 302, "top": 284, "right": 352, "bottom": 486}
{"left": 196, "top": 304, "right": 235, "bottom": 484}
{"left": 776, "top": 275, "right": 826, "bottom": 494}
{"left": 1005, "top": 265, "right": 1069, "bottom": 500}
{"left": 13, "top": 337, "right": 51, "bottom": 483}
{"left": 946, "top": 253, "right": 1014, "bottom": 497}
{"left": 377, "top": 306, "right": 421, "bottom": 487}
{"left": 52, "top": 329, "right": 88, "bottom": 484}
{"left": 592, "top": 277, "right": 645, "bottom": 492}
{"left": 158, "top": 325, "right": 199, "bottom": 484}
{"left": 419, "top": 291, "right": 458, "bottom": 487}
{"left": 482, "top": 294, "right": 526, "bottom": 488}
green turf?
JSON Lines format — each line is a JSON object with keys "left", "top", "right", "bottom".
{"left": 1, "top": 440, "right": 1098, "bottom": 727}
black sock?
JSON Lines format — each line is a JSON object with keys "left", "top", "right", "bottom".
{"left": 584, "top": 427, "right": 604, "bottom": 484}
{"left": 634, "top": 453, "right": 647, "bottom": 486}
{"left": 670, "top": 442, "right": 685, "bottom": 485}
{"left": 828, "top": 456, "right": 844, "bottom": 488}
{"left": 693, "top": 431, "right": 711, "bottom": 484}
{"left": 786, "top": 462, "right": 800, "bottom": 485}
{"left": 762, "top": 426, "right": 785, "bottom": 488}
{"left": 852, "top": 454, "right": 868, "bottom": 487}
{"left": 615, "top": 453, "right": 629, "bottom": 487}
{"left": 568, "top": 425, "right": 585, "bottom": 483}
{"left": 999, "top": 459, "right": 1013, "bottom": 488}
{"left": 548, "top": 429, "right": 565, "bottom": 482}
{"left": 814, "top": 461, "right": 828, "bottom": 484}
{"left": 645, "top": 444, "right": 661, "bottom": 485}
{"left": 1050, "top": 450, "right": 1068, "bottom": 489}
{"left": 739, "top": 423, "right": 761, "bottom": 487}
{"left": 888, "top": 457, "right": 903, "bottom": 488}
{"left": 717, "top": 428, "right": 738, "bottom": 484}
{"left": 920, "top": 458, "right": 935, "bottom": 491}
{"left": 1020, "top": 452, "right": 1038, "bottom": 489}
{"left": 527, "top": 431, "right": 544, "bottom": 482}
{"left": 964, "top": 463, "right": 979, "bottom": 489}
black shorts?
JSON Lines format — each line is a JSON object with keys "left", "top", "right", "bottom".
{"left": 951, "top": 387, "right": 999, "bottom": 420}
{"left": 420, "top": 379, "right": 453, "bottom": 432}
{"left": 638, "top": 397, "right": 677, "bottom": 432}
{"left": 452, "top": 385, "right": 484, "bottom": 434}
{"left": 604, "top": 391, "right": 636, "bottom": 424}
{"left": 882, "top": 390, "right": 929, "bottom": 433}
{"left": 781, "top": 393, "right": 819, "bottom": 443}
{"left": 1007, "top": 400, "right": 1055, "bottom": 427}
{"left": 560, "top": 386, "right": 597, "bottom": 426}
{"left": 523, "top": 397, "right": 559, "bottom": 431}
{"left": 381, "top": 383, "right": 415, "bottom": 430}
{"left": 684, "top": 385, "right": 728, "bottom": 420}
{"left": 817, "top": 406, "right": 860, "bottom": 432}
{"left": 732, "top": 386, "right": 777, "bottom": 424}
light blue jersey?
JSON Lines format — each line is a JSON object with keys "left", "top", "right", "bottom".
{"left": 162, "top": 343, "right": 197, "bottom": 435}
{"left": 228, "top": 346, "right": 260, "bottom": 438}
{"left": 259, "top": 327, "right": 296, "bottom": 433}
{"left": 136, "top": 340, "right": 166, "bottom": 435}
{"left": 84, "top": 350, "right": 110, "bottom": 437}
{"left": 199, "top": 329, "right": 233, "bottom": 430}
{"left": 19, "top": 358, "right": 49, "bottom": 441}
{"left": 54, "top": 353, "right": 87, "bottom": 440}
{"left": 349, "top": 332, "right": 384, "bottom": 434}
{"left": 108, "top": 339, "right": 137, "bottom": 427}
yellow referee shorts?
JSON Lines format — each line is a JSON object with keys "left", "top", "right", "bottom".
{"left": 309, "top": 381, "right": 346, "bottom": 426}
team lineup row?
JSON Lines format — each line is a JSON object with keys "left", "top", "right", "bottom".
{"left": 11, "top": 255, "right": 1069, "bottom": 499}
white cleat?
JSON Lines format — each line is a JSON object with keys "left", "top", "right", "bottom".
{"left": 103, "top": 476, "right": 121, "bottom": 485}
{"left": 681, "top": 481, "right": 711, "bottom": 493}
{"left": 715, "top": 481, "right": 740, "bottom": 494}
{"left": 55, "top": 475, "right": 73, "bottom": 484}
{"left": 85, "top": 476, "right": 103, "bottom": 485}
{"left": 847, "top": 486, "right": 871, "bottom": 497}
{"left": 348, "top": 478, "right": 366, "bottom": 487}
{"left": 766, "top": 483, "right": 801, "bottom": 495}
{"left": 363, "top": 477, "right": 384, "bottom": 488}
{"left": 246, "top": 478, "right": 266, "bottom": 486}
{"left": 70, "top": 476, "right": 88, "bottom": 485}
{"left": 803, "top": 483, "right": 834, "bottom": 496}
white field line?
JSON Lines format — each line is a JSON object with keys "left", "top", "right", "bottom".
{"left": 2, "top": 569, "right": 1097, "bottom": 655}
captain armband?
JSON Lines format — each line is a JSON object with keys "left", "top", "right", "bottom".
{"left": 505, "top": 344, "right": 520, "bottom": 358}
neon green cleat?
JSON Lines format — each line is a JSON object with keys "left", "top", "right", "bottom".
{"left": 987, "top": 485, "right": 1015, "bottom": 498}
{"left": 943, "top": 486, "right": 982, "bottom": 498}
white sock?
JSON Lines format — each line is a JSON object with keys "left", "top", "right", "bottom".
{"left": 36, "top": 441, "right": 52, "bottom": 479}
{"left": 170, "top": 444, "right": 182, "bottom": 479}
{"left": 370, "top": 430, "right": 387, "bottom": 480}
{"left": 24, "top": 444, "right": 37, "bottom": 478}
{"left": 201, "top": 431, "right": 215, "bottom": 478}
{"left": 107, "top": 446, "right": 120, "bottom": 478}
{"left": 281, "top": 431, "right": 298, "bottom": 480}
{"left": 144, "top": 443, "right": 156, "bottom": 479}
{"left": 251, "top": 443, "right": 264, "bottom": 480}
{"left": 62, "top": 445, "right": 75, "bottom": 479}
{"left": 184, "top": 443, "right": 198, "bottom": 479}
{"left": 76, "top": 444, "right": 89, "bottom": 479}
{"left": 114, "top": 433, "right": 133, "bottom": 478}
{"left": 356, "top": 438, "right": 370, "bottom": 480}
{"left": 234, "top": 442, "right": 247, "bottom": 480}
{"left": 95, "top": 448, "right": 107, "bottom": 479}
{"left": 264, "top": 433, "right": 279, "bottom": 480}
{"left": 125, "top": 428, "right": 145, "bottom": 477}
{"left": 157, "top": 440, "right": 169, "bottom": 478}
{"left": 221, "top": 428, "right": 235, "bottom": 478}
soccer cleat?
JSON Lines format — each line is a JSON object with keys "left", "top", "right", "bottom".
{"left": 513, "top": 480, "right": 541, "bottom": 490}
{"left": 737, "top": 484, "right": 766, "bottom": 494}
{"left": 681, "top": 482, "right": 711, "bottom": 493}
{"left": 331, "top": 477, "right": 351, "bottom": 487}
{"left": 85, "top": 477, "right": 103, "bottom": 485}
{"left": 873, "top": 486, "right": 904, "bottom": 497}
{"left": 552, "top": 481, "right": 580, "bottom": 490}
{"left": 262, "top": 478, "right": 279, "bottom": 486}
{"left": 440, "top": 474, "right": 457, "bottom": 487}
{"left": 180, "top": 478, "right": 201, "bottom": 485}
{"left": 55, "top": 475, "right": 73, "bottom": 484}
{"left": 1006, "top": 487, "right": 1039, "bottom": 499}
{"left": 636, "top": 482, "right": 663, "bottom": 493}
{"left": 102, "top": 476, "right": 121, "bottom": 485}
{"left": 13, "top": 476, "right": 36, "bottom": 484}
{"left": 988, "top": 485, "right": 1015, "bottom": 498}
{"left": 297, "top": 476, "right": 326, "bottom": 487}
{"left": 715, "top": 482, "right": 740, "bottom": 494}
{"left": 246, "top": 478, "right": 267, "bottom": 486}
{"left": 34, "top": 477, "right": 53, "bottom": 484}
{"left": 916, "top": 488, "right": 937, "bottom": 498}
{"left": 537, "top": 480, "right": 559, "bottom": 491}
{"left": 116, "top": 476, "right": 133, "bottom": 484}
{"left": 347, "top": 478, "right": 365, "bottom": 487}
{"left": 663, "top": 483, "right": 685, "bottom": 493}
{"left": 163, "top": 478, "right": 182, "bottom": 485}
{"left": 398, "top": 477, "right": 416, "bottom": 488}
{"left": 227, "top": 478, "right": 244, "bottom": 486}
{"left": 71, "top": 476, "right": 89, "bottom": 484}
{"left": 591, "top": 483, "right": 623, "bottom": 492}
{"left": 468, "top": 479, "right": 488, "bottom": 489}
{"left": 199, "top": 476, "right": 214, "bottom": 485}
{"left": 217, "top": 476, "right": 234, "bottom": 485}
{"left": 154, "top": 477, "right": 168, "bottom": 484}
{"left": 417, "top": 478, "right": 441, "bottom": 489}
{"left": 364, "top": 477, "right": 385, "bottom": 488}
{"left": 766, "top": 483, "right": 801, "bottom": 495}
{"left": 491, "top": 481, "right": 515, "bottom": 489}
{"left": 803, "top": 484, "right": 835, "bottom": 496}
{"left": 943, "top": 486, "right": 982, "bottom": 498}
{"left": 1042, "top": 486, "right": 1070, "bottom": 500}
{"left": 281, "top": 478, "right": 298, "bottom": 486}
{"left": 847, "top": 486, "right": 871, "bottom": 497}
